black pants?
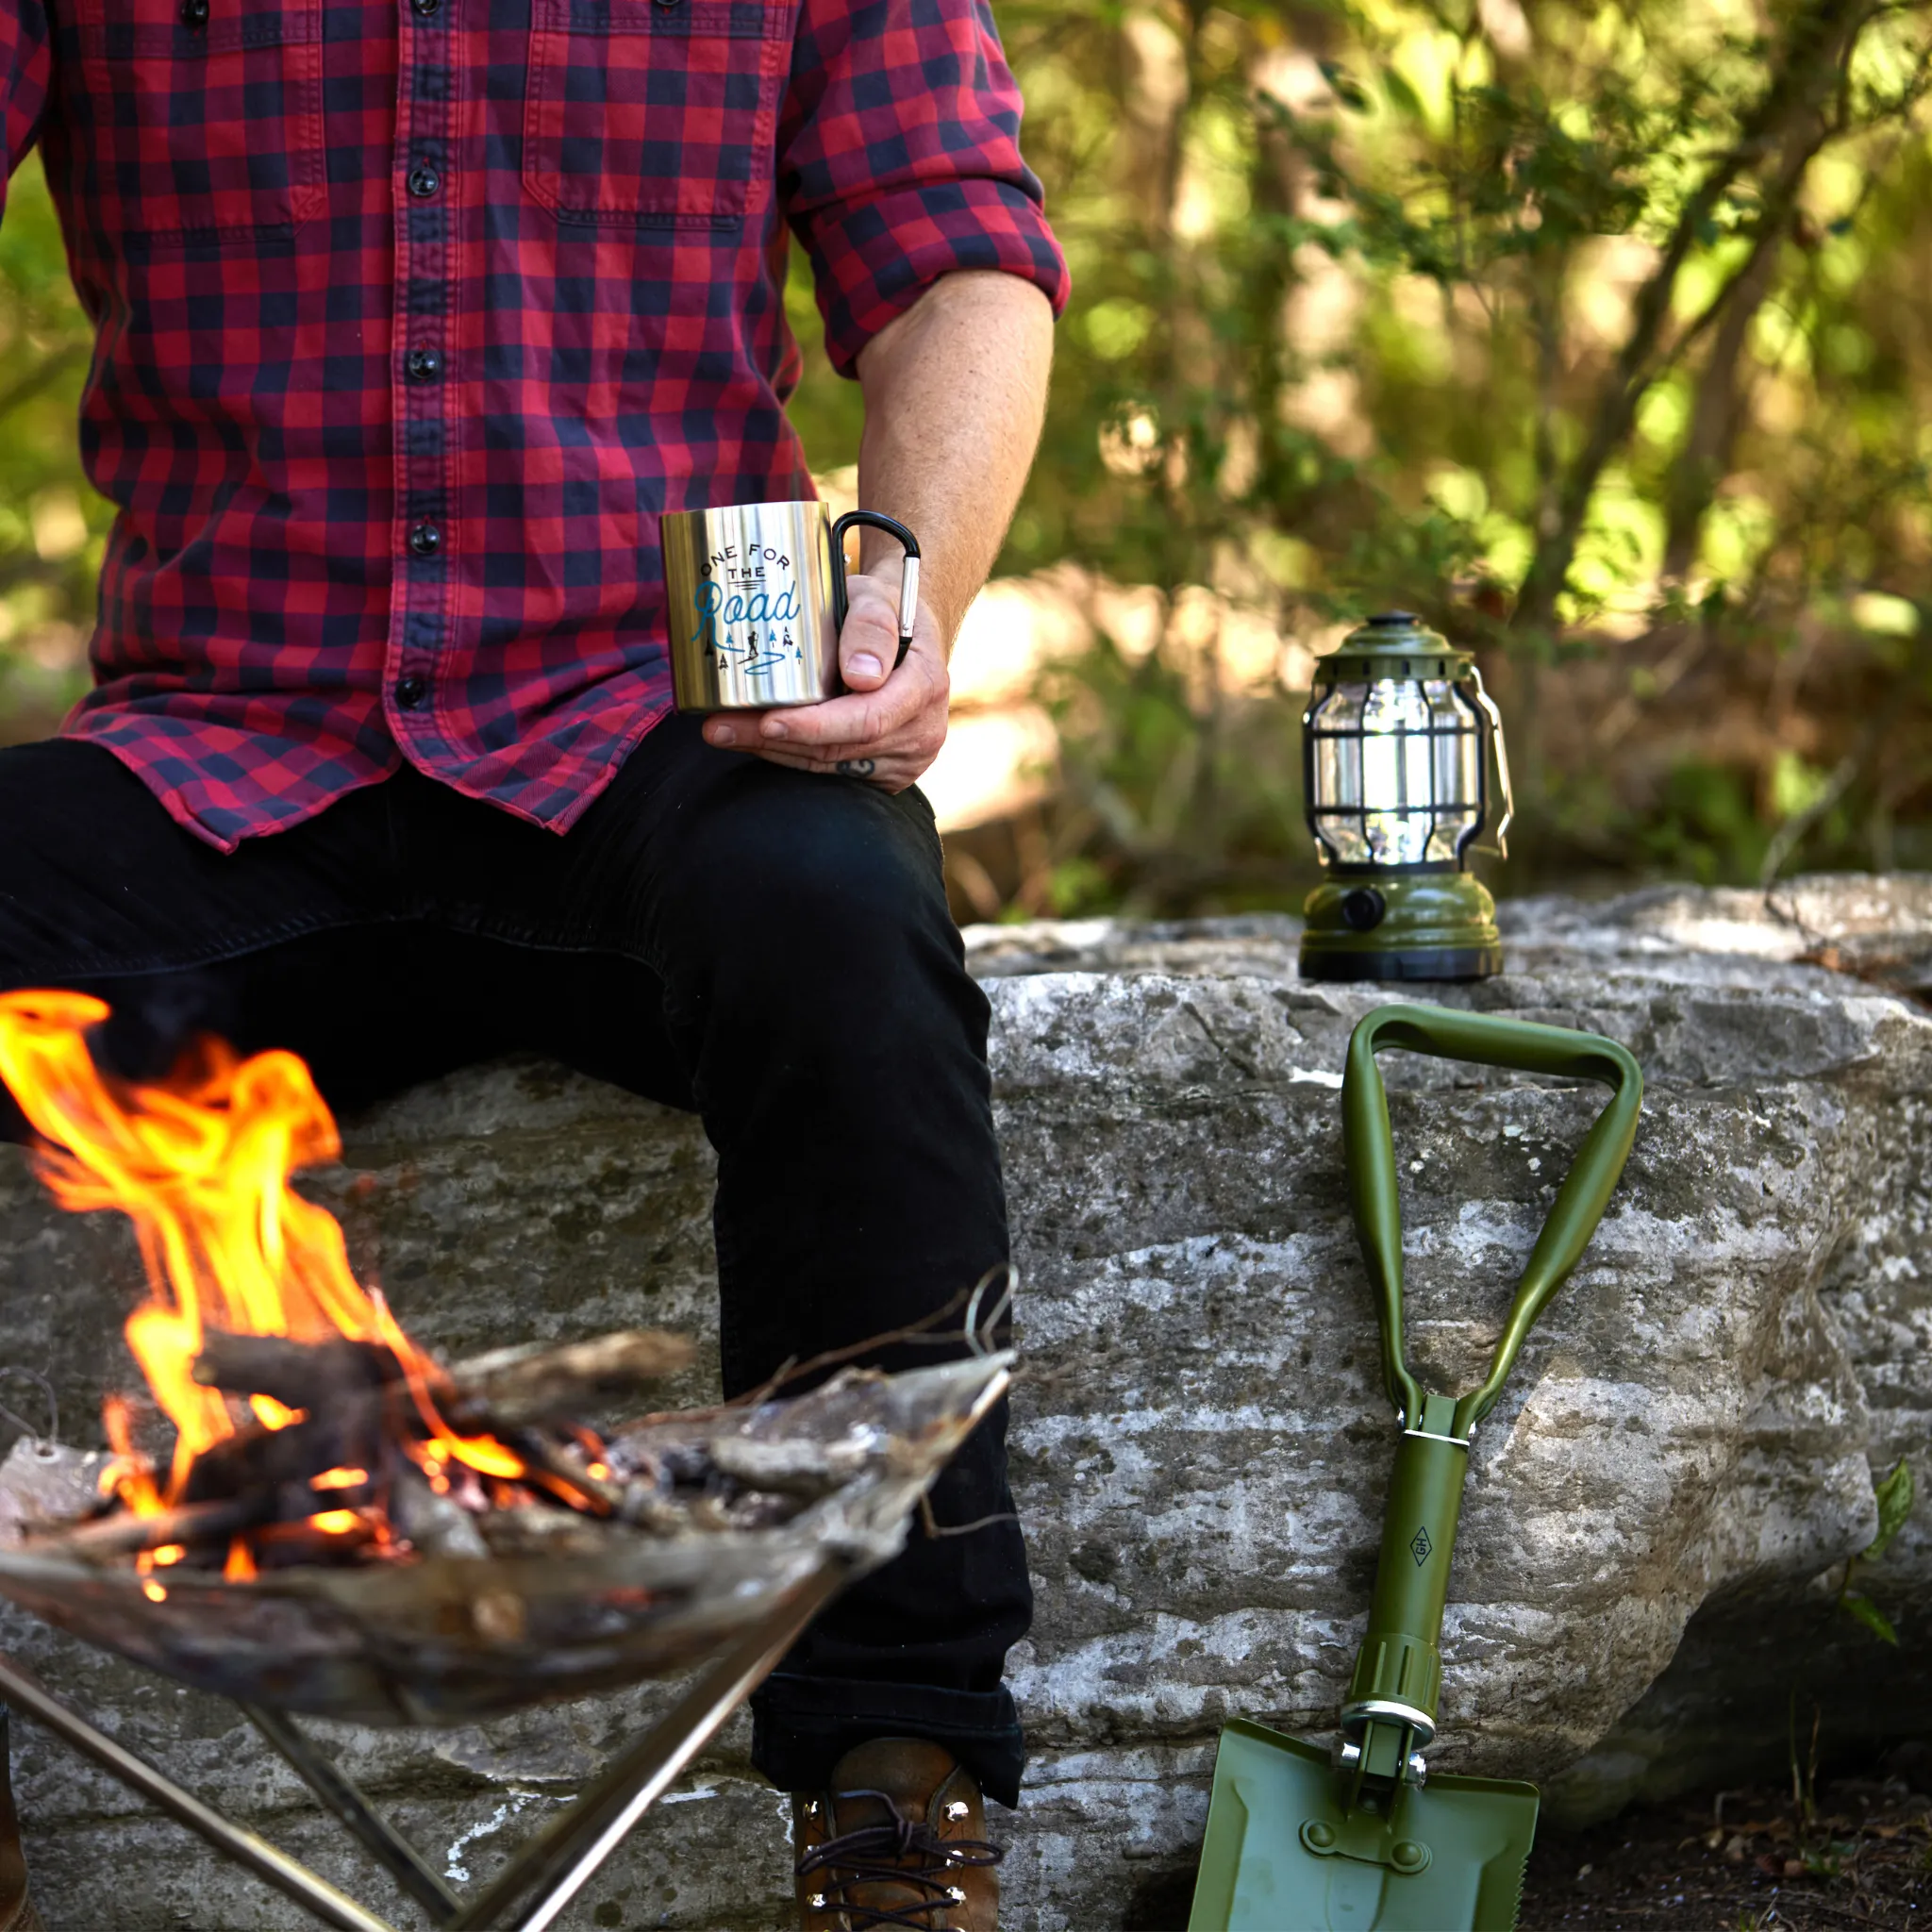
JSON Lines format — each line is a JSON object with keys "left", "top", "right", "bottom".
{"left": 0, "top": 724, "right": 1030, "bottom": 1804}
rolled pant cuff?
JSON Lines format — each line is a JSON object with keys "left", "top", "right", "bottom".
{"left": 750, "top": 1673, "right": 1025, "bottom": 1809}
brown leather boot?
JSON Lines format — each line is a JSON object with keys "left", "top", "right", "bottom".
{"left": 793, "top": 1737, "right": 1000, "bottom": 1930}
{"left": 0, "top": 1709, "right": 44, "bottom": 1932}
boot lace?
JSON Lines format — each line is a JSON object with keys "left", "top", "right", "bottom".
{"left": 796, "top": 1789, "right": 1001, "bottom": 1929}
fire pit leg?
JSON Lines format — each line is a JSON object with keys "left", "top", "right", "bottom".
{"left": 0, "top": 1562, "right": 847, "bottom": 1931}
{"left": 446, "top": 1559, "right": 848, "bottom": 1932}
{"left": 0, "top": 1648, "right": 399, "bottom": 1932}
{"left": 243, "top": 1704, "right": 461, "bottom": 1925}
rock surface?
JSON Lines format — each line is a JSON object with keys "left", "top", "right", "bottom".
{"left": 2, "top": 875, "right": 1928, "bottom": 1929}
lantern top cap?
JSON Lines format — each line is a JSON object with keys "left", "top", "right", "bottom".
{"left": 1315, "top": 608, "right": 1473, "bottom": 675}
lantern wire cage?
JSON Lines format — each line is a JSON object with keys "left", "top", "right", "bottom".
{"left": 1302, "top": 675, "right": 1489, "bottom": 871}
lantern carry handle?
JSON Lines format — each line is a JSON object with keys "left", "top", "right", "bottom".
{"left": 1343, "top": 1003, "right": 1641, "bottom": 1437}
{"left": 1467, "top": 663, "right": 1514, "bottom": 860}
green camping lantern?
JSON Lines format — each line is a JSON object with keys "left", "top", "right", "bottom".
{"left": 1299, "top": 610, "right": 1513, "bottom": 982}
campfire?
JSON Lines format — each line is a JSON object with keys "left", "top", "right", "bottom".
{"left": 0, "top": 987, "right": 701, "bottom": 1581}
{"left": 0, "top": 989, "right": 1010, "bottom": 1725}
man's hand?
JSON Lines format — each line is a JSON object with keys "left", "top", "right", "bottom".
{"left": 700, "top": 571, "right": 949, "bottom": 791}
{"left": 701, "top": 268, "right": 1053, "bottom": 791}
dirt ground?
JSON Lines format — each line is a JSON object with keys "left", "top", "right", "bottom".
{"left": 1520, "top": 1775, "right": 1931, "bottom": 1930}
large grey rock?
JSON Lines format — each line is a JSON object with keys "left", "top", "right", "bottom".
{"left": 2, "top": 876, "right": 1929, "bottom": 1929}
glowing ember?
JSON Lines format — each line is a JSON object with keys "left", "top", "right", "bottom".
{"left": 0, "top": 988, "right": 567, "bottom": 1574}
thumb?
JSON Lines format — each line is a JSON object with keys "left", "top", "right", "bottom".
{"left": 838, "top": 575, "right": 904, "bottom": 692}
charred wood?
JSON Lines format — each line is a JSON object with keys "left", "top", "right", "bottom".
{"left": 706, "top": 1435, "right": 869, "bottom": 1500}
{"left": 191, "top": 1333, "right": 399, "bottom": 1409}
{"left": 446, "top": 1329, "right": 693, "bottom": 1426}
{"left": 25, "top": 1493, "right": 265, "bottom": 1559}
{"left": 474, "top": 1507, "right": 620, "bottom": 1560}
{"left": 497, "top": 1426, "right": 623, "bottom": 1516}
{"left": 390, "top": 1465, "right": 489, "bottom": 1560}
{"left": 178, "top": 1408, "right": 391, "bottom": 1507}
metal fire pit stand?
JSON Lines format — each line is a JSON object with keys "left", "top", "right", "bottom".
{"left": 0, "top": 1561, "right": 845, "bottom": 1932}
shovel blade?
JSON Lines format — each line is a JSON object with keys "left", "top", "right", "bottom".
{"left": 1188, "top": 1721, "right": 1538, "bottom": 1932}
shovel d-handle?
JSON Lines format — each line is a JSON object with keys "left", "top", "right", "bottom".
{"left": 1342, "top": 1003, "right": 1642, "bottom": 1441}
{"left": 1338, "top": 1004, "right": 1641, "bottom": 1788}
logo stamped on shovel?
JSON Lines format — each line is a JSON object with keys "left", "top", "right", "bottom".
{"left": 1409, "top": 1526, "right": 1432, "bottom": 1566}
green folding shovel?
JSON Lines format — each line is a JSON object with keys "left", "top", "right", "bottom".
{"left": 1189, "top": 1003, "right": 1643, "bottom": 1932}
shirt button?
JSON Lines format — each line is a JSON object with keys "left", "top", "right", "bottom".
{"left": 408, "top": 521, "right": 441, "bottom": 557}
{"left": 407, "top": 164, "right": 441, "bottom": 199}
{"left": 412, "top": 0, "right": 441, "bottom": 13}
{"left": 178, "top": 0, "right": 208, "bottom": 23}
{"left": 405, "top": 348, "right": 442, "bottom": 383}
{"left": 395, "top": 675, "right": 429, "bottom": 711}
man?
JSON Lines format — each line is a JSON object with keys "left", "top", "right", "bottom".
{"left": 0, "top": 0, "right": 1065, "bottom": 1920}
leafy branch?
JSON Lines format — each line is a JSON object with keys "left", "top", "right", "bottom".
{"left": 1512, "top": 0, "right": 1911, "bottom": 631}
{"left": 1838, "top": 1455, "right": 1914, "bottom": 1644}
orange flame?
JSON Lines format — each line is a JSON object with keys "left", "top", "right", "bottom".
{"left": 0, "top": 989, "right": 532, "bottom": 1523}
{"left": 99, "top": 1391, "right": 164, "bottom": 1516}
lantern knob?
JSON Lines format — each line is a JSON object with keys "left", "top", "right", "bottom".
{"left": 1341, "top": 887, "right": 1388, "bottom": 932}
{"left": 1367, "top": 610, "right": 1420, "bottom": 626}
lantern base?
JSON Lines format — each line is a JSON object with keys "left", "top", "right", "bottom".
{"left": 1299, "top": 873, "right": 1504, "bottom": 982}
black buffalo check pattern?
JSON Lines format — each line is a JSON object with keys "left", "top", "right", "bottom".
{"left": 0, "top": 0, "right": 1065, "bottom": 849}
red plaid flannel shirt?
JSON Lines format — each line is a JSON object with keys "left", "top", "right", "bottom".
{"left": 0, "top": 0, "right": 1066, "bottom": 849}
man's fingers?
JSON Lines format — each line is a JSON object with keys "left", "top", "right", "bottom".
{"left": 767, "top": 642, "right": 944, "bottom": 748}
{"left": 697, "top": 584, "right": 947, "bottom": 788}
{"left": 704, "top": 710, "right": 934, "bottom": 766}
{"left": 760, "top": 669, "right": 914, "bottom": 746}
{"left": 699, "top": 584, "right": 942, "bottom": 753}
{"left": 699, "top": 654, "right": 930, "bottom": 753}
{"left": 706, "top": 699, "right": 907, "bottom": 751}
{"left": 703, "top": 711, "right": 770, "bottom": 750}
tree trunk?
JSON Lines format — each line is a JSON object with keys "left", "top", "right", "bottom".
{"left": 1509, "top": 0, "right": 1870, "bottom": 636}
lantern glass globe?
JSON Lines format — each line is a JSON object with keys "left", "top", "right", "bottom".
{"left": 1306, "top": 675, "right": 1484, "bottom": 869}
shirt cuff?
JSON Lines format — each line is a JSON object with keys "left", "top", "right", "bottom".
{"left": 802, "top": 177, "right": 1070, "bottom": 378}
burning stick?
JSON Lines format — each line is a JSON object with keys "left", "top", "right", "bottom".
{"left": 192, "top": 1329, "right": 694, "bottom": 1433}
{"left": 32, "top": 1494, "right": 268, "bottom": 1560}
{"left": 446, "top": 1331, "right": 694, "bottom": 1426}
{"left": 190, "top": 1333, "right": 393, "bottom": 1414}
{"left": 187, "top": 1328, "right": 675, "bottom": 1521}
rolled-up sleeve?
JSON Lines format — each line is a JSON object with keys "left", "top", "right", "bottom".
{"left": 777, "top": 0, "right": 1070, "bottom": 377}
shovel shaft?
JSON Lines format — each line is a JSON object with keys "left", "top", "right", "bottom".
{"left": 1345, "top": 1395, "right": 1469, "bottom": 1738}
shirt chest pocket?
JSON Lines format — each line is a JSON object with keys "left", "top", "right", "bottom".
{"left": 524, "top": 0, "right": 789, "bottom": 225}
{"left": 77, "top": 0, "right": 326, "bottom": 243}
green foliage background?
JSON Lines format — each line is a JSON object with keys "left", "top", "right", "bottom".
{"left": 0, "top": 155, "right": 109, "bottom": 749}
{"left": 974, "top": 0, "right": 1932, "bottom": 914}
{"left": 8, "top": 1, "right": 1932, "bottom": 917}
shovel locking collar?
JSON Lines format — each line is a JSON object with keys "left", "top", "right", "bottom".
{"left": 1191, "top": 1004, "right": 1642, "bottom": 1932}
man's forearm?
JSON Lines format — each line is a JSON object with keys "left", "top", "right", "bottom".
{"left": 707, "top": 270, "right": 1054, "bottom": 786}
{"left": 853, "top": 271, "right": 1056, "bottom": 648}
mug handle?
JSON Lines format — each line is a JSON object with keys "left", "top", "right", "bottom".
{"left": 829, "top": 510, "right": 922, "bottom": 672}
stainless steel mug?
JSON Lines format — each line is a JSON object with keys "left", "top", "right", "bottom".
{"left": 661, "top": 500, "right": 921, "bottom": 711}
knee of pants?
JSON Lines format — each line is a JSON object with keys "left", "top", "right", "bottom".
{"left": 664, "top": 772, "right": 958, "bottom": 1012}
{"left": 658, "top": 777, "right": 992, "bottom": 1103}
